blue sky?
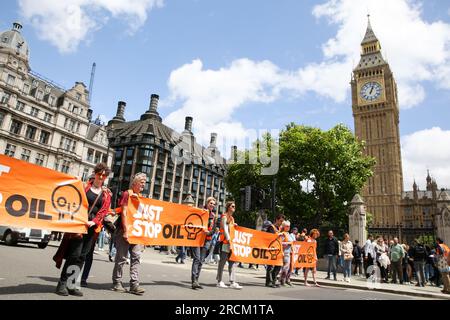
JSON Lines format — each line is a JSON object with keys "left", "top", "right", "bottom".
{"left": 1, "top": 0, "right": 450, "bottom": 189}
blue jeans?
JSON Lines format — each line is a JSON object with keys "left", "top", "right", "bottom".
{"left": 176, "top": 246, "right": 186, "bottom": 262}
{"left": 97, "top": 230, "right": 105, "bottom": 249}
{"left": 327, "top": 255, "right": 337, "bottom": 278}
{"left": 343, "top": 259, "right": 352, "bottom": 278}
{"left": 425, "top": 263, "right": 433, "bottom": 282}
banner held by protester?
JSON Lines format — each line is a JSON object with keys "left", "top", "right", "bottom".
{"left": 229, "top": 225, "right": 283, "bottom": 266}
{"left": 0, "top": 154, "right": 89, "bottom": 233}
{"left": 292, "top": 241, "right": 317, "bottom": 269}
{"left": 126, "top": 196, "right": 208, "bottom": 247}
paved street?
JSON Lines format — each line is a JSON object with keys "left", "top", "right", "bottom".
{"left": 0, "top": 241, "right": 435, "bottom": 300}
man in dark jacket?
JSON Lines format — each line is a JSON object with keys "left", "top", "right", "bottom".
{"left": 410, "top": 240, "right": 428, "bottom": 287}
{"left": 325, "top": 230, "right": 339, "bottom": 280}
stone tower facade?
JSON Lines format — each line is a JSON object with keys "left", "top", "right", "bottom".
{"left": 351, "top": 17, "right": 404, "bottom": 229}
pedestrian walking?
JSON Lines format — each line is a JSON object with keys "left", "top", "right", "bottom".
{"left": 279, "top": 221, "right": 295, "bottom": 287}
{"left": 191, "top": 197, "right": 218, "bottom": 290}
{"left": 324, "top": 230, "right": 339, "bottom": 281}
{"left": 263, "top": 214, "right": 285, "bottom": 288}
{"left": 216, "top": 201, "right": 242, "bottom": 289}
{"left": 111, "top": 173, "right": 147, "bottom": 295}
{"left": 54, "top": 163, "right": 112, "bottom": 297}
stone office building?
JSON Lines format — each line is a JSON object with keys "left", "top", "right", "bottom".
{"left": 106, "top": 95, "right": 227, "bottom": 212}
{"left": 0, "top": 22, "right": 112, "bottom": 180}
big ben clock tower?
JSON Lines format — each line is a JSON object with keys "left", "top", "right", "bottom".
{"left": 351, "top": 16, "right": 404, "bottom": 230}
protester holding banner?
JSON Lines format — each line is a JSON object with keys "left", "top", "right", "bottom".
{"left": 303, "top": 229, "right": 320, "bottom": 287}
{"left": 55, "top": 163, "right": 112, "bottom": 297}
{"left": 111, "top": 173, "right": 147, "bottom": 295}
{"left": 216, "top": 201, "right": 243, "bottom": 289}
{"left": 263, "top": 214, "right": 285, "bottom": 288}
{"left": 191, "top": 197, "right": 217, "bottom": 290}
{"left": 279, "top": 221, "right": 295, "bottom": 287}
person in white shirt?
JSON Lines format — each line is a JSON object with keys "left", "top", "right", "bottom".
{"left": 363, "top": 234, "right": 375, "bottom": 278}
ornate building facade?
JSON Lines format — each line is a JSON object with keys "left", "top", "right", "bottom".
{"left": 0, "top": 22, "right": 112, "bottom": 180}
{"left": 351, "top": 18, "right": 450, "bottom": 243}
{"left": 106, "top": 96, "right": 227, "bottom": 212}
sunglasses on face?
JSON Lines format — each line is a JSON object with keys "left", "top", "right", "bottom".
{"left": 97, "top": 172, "right": 109, "bottom": 178}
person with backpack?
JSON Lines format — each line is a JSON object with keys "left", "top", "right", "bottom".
{"left": 410, "top": 240, "right": 428, "bottom": 287}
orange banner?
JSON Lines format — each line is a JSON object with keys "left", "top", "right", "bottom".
{"left": 0, "top": 154, "right": 88, "bottom": 233}
{"left": 125, "top": 196, "right": 209, "bottom": 246}
{"left": 229, "top": 225, "right": 283, "bottom": 266}
{"left": 292, "top": 241, "right": 317, "bottom": 269}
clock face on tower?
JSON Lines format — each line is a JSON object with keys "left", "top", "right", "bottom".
{"left": 360, "top": 82, "right": 382, "bottom": 102}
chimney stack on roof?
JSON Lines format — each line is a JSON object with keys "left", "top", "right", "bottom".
{"left": 184, "top": 116, "right": 193, "bottom": 133}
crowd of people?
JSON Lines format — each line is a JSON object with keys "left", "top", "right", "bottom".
{"left": 50, "top": 162, "right": 450, "bottom": 297}
{"left": 322, "top": 231, "right": 450, "bottom": 294}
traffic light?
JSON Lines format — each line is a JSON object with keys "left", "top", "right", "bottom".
{"left": 240, "top": 186, "right": 253, "bottom": 211}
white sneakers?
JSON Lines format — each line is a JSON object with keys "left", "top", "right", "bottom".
{"left": 217, "top": 281, "right": 243, "bottom": 289}
{"left": 229, "top": 282, "right": 243, "bottom": 289}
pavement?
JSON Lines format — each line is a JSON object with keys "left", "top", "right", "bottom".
{"left": 0, "top": 240, "right": 447, "bottom": 300}
{"left": 154, "top": 247, "right": 450, "bottom": 300}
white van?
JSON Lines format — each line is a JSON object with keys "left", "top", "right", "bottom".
{"left": 0, "top": 226, "right": 51, "bottom": 249}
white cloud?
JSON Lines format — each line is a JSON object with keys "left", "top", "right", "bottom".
{"left": 312, "top": 0, "right": 450, "bottom": 109}
{"left": 164, "top": 1, "right": 450, "bottom": 145}
{"left": 18, "top": 0, "right": 164, "bottom": 53}
{"left": 164, "top": 58, "right": 293, "bottom": 143}
{"left": 402, "top": 127, "right": 450, "bottom": 190}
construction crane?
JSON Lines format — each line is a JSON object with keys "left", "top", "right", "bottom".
{"left": 88, "top": 62, "right": 96, "bottom": 103}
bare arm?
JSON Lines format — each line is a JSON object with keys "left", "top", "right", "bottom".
{"left": 223, "top": 216, "right": 230, "bottom": 242}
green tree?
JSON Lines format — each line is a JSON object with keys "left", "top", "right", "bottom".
{"left": 225, "top": 134, "right": 275, "bottom": 227}
{"left": 278, "top": 123, "right": 375, "bottom": 232}
{"left": 225, "top": 123, "right": 375, "bottom": 232}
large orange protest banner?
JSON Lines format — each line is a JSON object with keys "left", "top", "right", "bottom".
{"left": 229, "top": 225, "right": 283, "bottom": 266}
{"left": 0, "top": 154, "right": 89, "bottom": 233}
{"left": 292, "top": 241, "right": 317, "bottom": 269}
{"left": 126, "top": 196, "right": 209, "bottom": 247}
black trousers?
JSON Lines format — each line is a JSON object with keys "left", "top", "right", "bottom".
{"left": 364, "top": 255, "right": 374, "bottom": 278}
{"left": 81, "top": 243, "right": 95, "bottom": 282}
{"left": 266, "top": 265, "right": 281, "bottom": 285}
{"left": 59, "top": 227, "right": 96, "bottom": 283}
